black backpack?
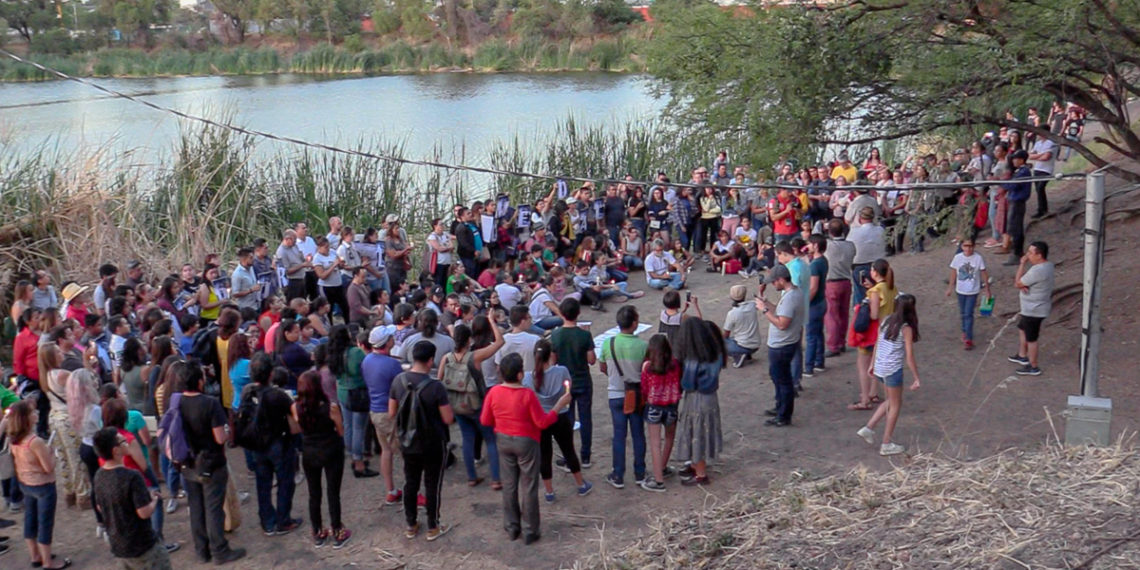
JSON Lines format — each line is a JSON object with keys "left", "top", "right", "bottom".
{"left": 233, "top": 386, "right": 275, "bottom": 452}
{"left": 395, "top": 375, "right": 433, "bottom": 455}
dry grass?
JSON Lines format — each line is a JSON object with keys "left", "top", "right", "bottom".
{"left": 579, "top": 435, "right": 1140, "bottom": 570}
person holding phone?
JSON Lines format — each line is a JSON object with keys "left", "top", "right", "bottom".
{"left": 523, "top": 340, "right": 592, "bottom": 504}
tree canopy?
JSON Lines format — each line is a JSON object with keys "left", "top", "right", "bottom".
{"left": 647, "top": 0, "right": 1140, "bottom": 182}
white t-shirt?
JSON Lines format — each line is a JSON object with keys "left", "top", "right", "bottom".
{"left": 427, "top": 232, "right": 453, "bottom": 266}
{"left": 326, "top": 232, "right": 341, "bottom": 249}
{"left": 495, "top": 282, "right": 523, "bottom": 310}
{"left": 296, "top": 236, "right": 317, "bottom": 258}
{"left": 734, "top": 227, "right": 758, "bottom": 248}
{"left": 311, "top": 251, "right": 342, "bottom": 287}
{"left": 644, "top": 252, "right": 672, "bottom": 282}
{"left": 495, "top": 331, "right": 541, "bottom": 373}
{"left": 950, "top": 252, "right": 986, "bottom": 295}
{"left": 528, "top": 288, "right": 556, "bottom": 320}
{"left": 1032, "top": 139, "right": 1057, "bottom": 174}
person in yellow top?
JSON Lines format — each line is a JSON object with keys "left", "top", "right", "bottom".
{"left": 197, "top": 264, "right": 224, "bottom": 326}
{"left": 848, "top": 258, "right": 897, "bottom": 411}
{"left": 697, "top": 186, "right": 723, "bottom": 257}
{"left": 830, "top": 150, "right": 858, "bottom": 184}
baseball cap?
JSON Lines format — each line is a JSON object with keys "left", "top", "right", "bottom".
{"left": 431, "top": 285, "right": 444, "bottom": 298}
{"left": 127, "top": 260, "right": 142, "bottom": 270}
{"left": 838, "top": 150, "right": 850, "bottom": 161}
{"left": 729, "top": 284, "right": 747, "bottom": 302}
{"left": 953, "top": 148, "right": 967, "bottom": 155}
{"left": 764, "top": 264, "right": 792, "bottom": 284}
{"left": 369, "top": 324, "right": 397, "bottom": 347}
{"left": 1011, "top": 149, "right": 1029, "bottom": 160}
{"left": 384, "top": 214, "right": 399, "bottom": 224}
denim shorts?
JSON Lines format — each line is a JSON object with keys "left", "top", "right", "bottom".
{"left": 877, "top": 368, "right": 904, "bottom": 388}
{"left": 645, "top": 404, "right": 678, "bottom": 426}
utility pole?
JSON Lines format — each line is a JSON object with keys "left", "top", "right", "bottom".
{"left": 1065, "top": 172, "right": 1111, "bottom": 446}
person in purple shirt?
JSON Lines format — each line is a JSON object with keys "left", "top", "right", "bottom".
{"left": 362, "top": 325, "right": 405, "bottom": 504}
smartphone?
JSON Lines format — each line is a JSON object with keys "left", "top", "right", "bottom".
{"left": 685, "top": 291, "right": 692, "bottom": 303}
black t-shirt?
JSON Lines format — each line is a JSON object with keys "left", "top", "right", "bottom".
{"left": 389, "top": 372, "right": 450, "bottom": 451}
{"left": 604, "top": 196, "right": 626, "bottom": 226}
{"left": 180, "top": 393, "right": 228, "bottom": 470}
{"left": 94, "top": 467, "right": 156, "bottom": 558}
{"left": 257, "top": 386, "right": 295, "bottom": 443}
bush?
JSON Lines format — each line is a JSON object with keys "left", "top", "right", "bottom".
{"left": 343, "top": 33, "right": 366, "bottom": 53}
{"left": 592, "top": 0, "right": 641, "bottom": 33}
{"left": 30, "top": 29, "right": 81, "bottom": 55}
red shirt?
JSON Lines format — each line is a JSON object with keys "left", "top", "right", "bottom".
{"left": 98, "top": 429, "right": 153, "bottom": 486}
{"left": 641, "top": 359, "right": 682, "bottom": 406}
{"left": 12, "top": 328, "right": 40, "bottom": 381}
{"left": 480, "top": 384, "right": 560, "bottom": 442}
{"left": 768, "top": 194, "right": 798, "bottom": 236}
{"left": 477, "top": 269, "right": 497, "bottom": 290}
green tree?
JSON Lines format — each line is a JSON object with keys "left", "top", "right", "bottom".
{"left": 212, "top": 0, "right": 256, "bottom": 43}
{"left": 0, "top": 0, "right": 58, "bottom": 42}
{"left": 98, "top": 0, "right": 174, "bottom": 46}
{"left": 647, "top": 0, "right": 1140, "bottom": 181}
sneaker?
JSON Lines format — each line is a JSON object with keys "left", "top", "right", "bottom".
{"left": 581, "top": 460, "right": 592, "bottom": 469}
{"left": 661, "top": 466, "right": 676, "bottom": 479}
{"left": 640, "top": 479, "right": 666, "bottom": 492}
{"left": 856, "top": 426, "right": 875, "bottom": 445}
{"left": 294, "top": 471, "right": 305, "bottom": 486}
{"left": 605, "top": 473, "right": 625, "bottom": 489}
{"left": 417, "top": 494, "right": 427, "bottom": 509}
{"left": 681, "top": 475, "right": 710, "bottom": 486}
{"left": 739, "top": 270, "right": 752, "bottom": 279}
{"left": 732, "top": 353, "right": 746, "bottom": 368}
{"left": 405, "top": 523, "right": 420, "bottom": 539}
{"left": 802, "top": 369, "right": 815, "bottom": 378}
{"left": 577, "top": 481, "right": 594, "bottom": 497}
{"left": 426, "top": 524, "right": 451, "bottom": 542}
{"left": 164, "top": 542, "right": 181, "bottom": 554}
{"left": 554, "top": 457, "right": 572, "bottom": 473}
{"left": 238, "top": 491, "right": 251, "bottom": 504}
{"left": 275, "top": 518, "right": 303, "bottom": 536}
{"left": 1016, "top": 365, "right": 1043, "bottom": 376}
{"left": 964, "top": 340, "right": 974, "bottom": 351}
{"left": 176, "top": 490, "right": 186, "bottom": 499}
{"left": 385, "top": 490, "right": 403, "bottom": 506}
{"left": 214, "top": 548, "right": 247, "bottom": 565}
{"left": 634, "top": 473, "right": 647, "bottom": 485}
{"left": 332, "top": 528, "right": 352, "bottom": 549}
{"left": 96, "top": 524, "right": 106, "bottom": 539}
{"left": 880, "top": 443, "right": 906, "bottom": 456}
{"left": 678, "top": 464, "right": 695, "bottom": 479}
{"left": 544, "top": 491, "right": 556, "bottom": 503}
{"left": 165, "top": 498, "right": 178, "bottom": 514}
{"left": 1007, "top": 354, "right": 1030, "bottom": 366}
{"left": 0, "top": 544, "right": 8, "bottom": 557}
{"left": 313, "top": 529, "right": 329, "bottom": 548}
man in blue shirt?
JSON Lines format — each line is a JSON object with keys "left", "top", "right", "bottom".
{"left": 363, "top": 325, "right": 405, "bottom": 503}
{"left": 1002, "top": 149, "right": 1033, "bottom": 266}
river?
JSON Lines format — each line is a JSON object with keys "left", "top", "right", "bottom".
{"left": 0, "top": 73, "right": 663, "bottom": 172}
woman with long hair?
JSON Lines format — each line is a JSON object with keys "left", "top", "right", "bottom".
{"left": 119, "top": 337, "right": 148, "bottom": 411}
{"left": 857, "top": 294, "right": 922, "bottom": 456}
{"left": 720, "top": 187, "right": 743, "bottom": 237}
{"left": 274, "top": 319, "right": 312, "bottom": 386}
{"left": 307, "top": 297, "right": 331, "bottom": 339}
{"left": 480, "top": 353, "right": 571, "bottom": 544}
{"left": 639, "top": 334, "right": 681, "bottom": 492}
{"left": 626, "top": 185, "right": 647, "bottom": 237}
{"left": 525, "top": 339, "right": 591, "bottom": 501}
{"left": 292, "top": 370, "right": 351, "bottom": 548}
{"left": 197, "top": 264, "right": 223, "bottom": 327}
{"left": 848, "top": 258, "right": 898, "bottom": 411}
{"left": 38, "top": 344, "right": 87, "bottom": 508}
{"left": 647, "top": 185, "right": 672, "bottom": 242}
{"left": 8, "top": 400, "right": 70, "bottom": 569}
{"left": 696, "top": 185, "right": 722, "bottom": 257}
{"left": 672, "top": 319, "right": 725, "bottom": 487}
{"left": 328, "top": 325, "right": 371, "bottom": 477}
{"left": 155, "top": 276, "right": 192, "bottom": 323}
{"left": 10, "top": 279, "right": 34, "bottom": 323}
{"left": 227, "top": 332, "right": 253, "bottom": 411}
{"left": 440, "top": 324, "right": 503, "bottom": 489}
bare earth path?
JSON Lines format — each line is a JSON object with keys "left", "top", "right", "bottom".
{"left": 26, "top": 169, "right": 1140, "bottom": 570}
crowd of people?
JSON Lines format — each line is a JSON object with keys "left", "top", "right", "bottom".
{"left": 0, "top": 107, "right": 1069, "bottom": 566}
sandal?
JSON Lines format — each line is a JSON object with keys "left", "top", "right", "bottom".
{"left": 848, "top": 401, "right": 874, "bottom": 411}
{"left": 31, "top": 555, "right": 57, "bottom": 568}
{"left": 869, "top": 395, "right": 883, "bottom": 405}
{"left": 467, "top": 478, "right": 484, "bottom": 487}
{"left": 490, "top": 481, "right": 503, "bottom": 491}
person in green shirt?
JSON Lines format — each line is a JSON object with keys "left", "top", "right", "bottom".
{"left": 549, "top": 298, "right": 596, "bottom": 468}
{"left": 598, "top": 306, "right": 648, "bottom": 488}
{"left": 330, "top": 325, "right": 375, "bottom": 478}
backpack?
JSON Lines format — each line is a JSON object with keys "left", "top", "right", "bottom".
{"left": 395, "top": 375, "right": 433, "bottom": 455}
{"left": 190, "top": 325, "right": 217, "bottom": 362}
{"left": 233, "top": 386, "right": 276, "bottom": 452}
{"left": 853, "top": 299, "right": 872, "bottom": 333}
{"left": 157, "top": 393, "right": 193, "bottom": 468}
{"left": 440, "top": 352, "right": 484, "bottom": 416}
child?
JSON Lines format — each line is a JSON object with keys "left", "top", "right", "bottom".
{"left": 299, "top": 322, "right": 321, "bottom": 354}
{"left": 946, "top": 239, "right": 991, "bottom": 350}
{"left": 708, "top": 231, "right": 735, "bottom": 272}
{"left": 477, "top": 259, "right": 502, "bottom": 291}
{"left": 587, "top": 256, "right": 644, "bottom": 303}
{"left": 657, "top": 290, "right": 701, "bottom": 347}
{"left": 640, "top": 334, "right": 681, "bottom": 492}
{"left": 108, "top": 316, "right": 130, "bottom": 376}
{"left": 857, "top": 294, "right": 922, "bottom": 456}
{"left": 178, "top": 315, "right": 200, "bottom": 356}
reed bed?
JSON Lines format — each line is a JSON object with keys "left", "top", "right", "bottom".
{"left": 580, "top": 436, "right": 1140, "bottom": 569}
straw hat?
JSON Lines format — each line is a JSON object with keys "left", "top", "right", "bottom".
{"left": 62, "top": 282, "right": 88, "bottom": 304}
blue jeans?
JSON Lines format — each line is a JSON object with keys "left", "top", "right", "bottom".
{"left": 791, "top": 340, "right": 803, "bottom": 387}
{"left": 769, "top": 344, "right": 797, "bottom": 423}
{"left": 160, "top": 454, "right": 182, "bottom": 498}
{"left": 568, "top": 386, "right": 593, "bottom": 463}
{"left": 724, "top": 337, "right": 759, "bottom": 358}
{"left": 805, "top": 301, "right": 826, "bottom": 371}
{"left": 607, "top": 267, "right": 629, "bottom": 283}
{"left": 456, "top": 414, "right": 500, "bottom": 482}
{"left": 648, "top": 274, "right": 684, "bottom": 290}
{"left": 144, "top": 467, "right": 166, "bottom": 542}
{"left": 251, "top": 438, "right": 297, "bottom": 533}
{"left": 367, "top": 271, "right": 391, "bottom": 295}
{"left": 599, "top": 282, "right": 633, "bottom": 300}
{"left": 957, "top": 293, "right": 978, "bottom": 341}
{"left": 622, "top": 255, "right": 644, "bottom": 270}
{"left": 851, "top": 263, "right": 872, "bottom": 306}
{"left": 21, "top": 481, "right": 56, "bottom": 545}
{"left": 531, "top": 315, "right": 563, "bottom": 333}
{"left": 340, "top": 396, "right": 369, "bottom": 461}
{"left": 607, "top": 397, "right": 646, "bottom": 482}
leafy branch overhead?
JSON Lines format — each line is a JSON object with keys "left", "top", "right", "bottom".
{"left": 647, "top": 0, "right": 1140, "bottom": 181}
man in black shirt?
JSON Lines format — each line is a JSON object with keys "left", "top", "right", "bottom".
{"left": 603, "top": 184, "right": 626, "bottom": 247}
{"left": 389, "top": 341, "right": 454, "bottom": 542}
{"left": 93, "top": 427, "right": 173, "bottom": 569}
{"left": 178, "top": 363, "right": 246, "bottom": 565}
{"left": 454, "top": 207, "right": 477, "bottom": 278}
{"left": 243, "top": 355, "right": 303, "bottom": 536}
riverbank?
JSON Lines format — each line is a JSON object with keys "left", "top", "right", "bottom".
{"left": 0, "top": 38, "right": 647, "bottom": 81}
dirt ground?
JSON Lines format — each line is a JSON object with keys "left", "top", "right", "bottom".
{"left": 18, "top": 167, "right": 1140, "bottom": 569}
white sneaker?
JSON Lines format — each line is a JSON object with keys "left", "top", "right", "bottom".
{"left": 856, "top": 427, "right": 875, "bottom": 445}
{"left": 879, "top": 442, "right": 906, "bottom": 456}
{"left": 96, "top": 524, "right": 106, "bottom": 539}
{"left": 295, "top": 471, "right": 305, "bottom": 486}
{"left": 166, "top": 498, "right": 178, "bottom": 514}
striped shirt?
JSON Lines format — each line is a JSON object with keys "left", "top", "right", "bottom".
{"left": 873, "top": 322, "right": 908, "bottom": 377}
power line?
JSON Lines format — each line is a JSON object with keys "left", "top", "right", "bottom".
{"left": 0, "top": 48, "right": 1086, "bottom": 193}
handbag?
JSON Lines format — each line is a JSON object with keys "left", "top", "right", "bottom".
{"left": 611, "top": 338, "right": 642, "bottom": 415}
{"left": 429, "top": 249, "right": 438, "bottom": 275}
{"left": 347, "top": 385, "right": 370, "bottom": 413}
{"left": 853, "top": 300, "right": 872, "bottom": 333}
